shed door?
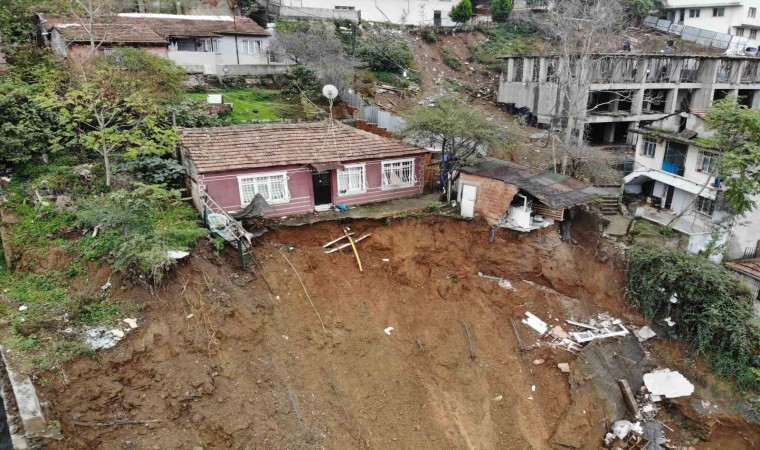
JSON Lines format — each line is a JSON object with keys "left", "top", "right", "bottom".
{"left": 461, "top": 185, "right": 477, "bottom": 218}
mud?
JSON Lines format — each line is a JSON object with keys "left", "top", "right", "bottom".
{"left": 35, "top": 215, "right": 759, "bottom": 449}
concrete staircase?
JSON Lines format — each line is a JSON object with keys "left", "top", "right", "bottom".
{"left": 595, "top": 195, "right": 620, "bottom": 216}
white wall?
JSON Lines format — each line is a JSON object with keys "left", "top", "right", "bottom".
{"left": 284, "top": 0, "right": 458, "bottom": 26}
{"left": 727, "top": 195, "right": 760, "bottom": 259}
{"left": 665, "top": 1, "right": 760, "bottom": 46}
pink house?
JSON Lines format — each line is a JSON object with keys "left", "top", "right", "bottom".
{"left": 179, "top": 122, "right": 429, "bottom": 217}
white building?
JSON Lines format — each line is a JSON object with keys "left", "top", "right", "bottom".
{"left": 277, "top": 0, "right": 459, "bottom": 26}
{"left": 624, "top": 112, "right": 760, "bottom": 262}
{"left": 41, "top": 14, "right": 292, "bottom": 76}
{"left": 664, "top": 0, "right": 760, "bottom": 47}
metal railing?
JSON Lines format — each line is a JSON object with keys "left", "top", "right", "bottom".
{"left": 643, "top": 16, "right": 749, "bottom": 54}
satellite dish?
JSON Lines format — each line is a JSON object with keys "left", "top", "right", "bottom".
{"left": 322, "top": 84, "right": 339, "bottom": 100}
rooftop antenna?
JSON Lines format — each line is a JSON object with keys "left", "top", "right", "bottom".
{"left": 322, "top": 84, "right": 339, "bottom": 122}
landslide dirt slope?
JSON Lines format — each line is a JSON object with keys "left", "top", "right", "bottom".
{"left": 40, "top": 215, "right": 631, "bottom": 449}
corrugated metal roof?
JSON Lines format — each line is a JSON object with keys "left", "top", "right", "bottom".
{"left": 460, "top": 158, "right": 603, "bottom": 209}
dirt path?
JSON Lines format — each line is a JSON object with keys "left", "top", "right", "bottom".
{"left": 36, "top": 215, "right": 758, "bottom": 449}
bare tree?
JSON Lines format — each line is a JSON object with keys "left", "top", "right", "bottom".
{"left": 67, "top": 0, "right": 134, "bottom": 53}
{"left": 274, "top": 23, "right": 355, "bottom": 93}
{"left": 528, "top": 0, "right": 630, "bottom": 174}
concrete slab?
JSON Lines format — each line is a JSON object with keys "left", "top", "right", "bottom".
{"left": 0, "top": 346, "right": 62, "bottom": 444}
{"left": 603, "top": 215, "right": 631, "bottom": 237}
{"left": 643, "top": 369, "right": 694, "bottom": 399}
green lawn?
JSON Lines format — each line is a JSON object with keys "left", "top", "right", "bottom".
{"left": 187, "top": 88, "right": 294, "bottom": 123}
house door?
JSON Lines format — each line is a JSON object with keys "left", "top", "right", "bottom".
{"left": 664, "top": 185, "right": 675, "bottom": 209}
{"left": 679, "top": 9, "right": 685, "bottom": 23}
{"left": 433, "top": 11, "right": 442, "bottom": 26}
{"left": 312, "top": 172, "right": 332, "bottom": 207}
{"left": 461, "top": 185, "right": 477, "bottom": 218}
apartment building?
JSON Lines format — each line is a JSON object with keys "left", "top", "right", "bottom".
{"left": 497, "top": 53, "right": 760, "bottom": 147}
{"left": 276, "top": 0, "right": 459, "bottom": 26}
{"left": 623, "top": 111, "right": 760, "bottom": 262}
{"left": 664, "top": 0, "right": 760, "bottom": 47}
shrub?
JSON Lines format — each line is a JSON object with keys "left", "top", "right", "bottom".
{"left": 118, "top": 155, "right": 186, "bottom": 186}
{"left": 357, "top": 28, "right": 414, "bottom": 74}
{"left": 282, "top": 66, "right": 321, "bottom": 99}
{"left": 422, "top": 30, "right": 438, "bottom": 43}
{"left": 626, "top": 245, "right": 760, "bottom": 391}
{"left": 75, "top": 184, "right": 207, "bottom": 284}
{"left": 441, "top": 47, "right": 462, "bottom": 70}
{"left": 449, "top": 0, "right": 473, "bottom": 24}
{"left": 491, "top": 0, "right": 514, "bottom": 23}
{"left": 470, "top": 21, "right": 536, "bottom": 69}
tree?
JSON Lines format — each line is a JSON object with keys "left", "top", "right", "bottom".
{"left": 449, "top": 0, "right": 473, "bottom": 25}
{"left": 704, "top": 97, "right": 760, "bottom": 215}
{"left": 59, "top": 52, "right": 180, "bottom": 186}
{"left": 491, "top": 0, "right": 513, "bottom": 23}
{"left": 527, "top": 0, "right": 629, "bottom": 174}
{"left": 356, "top": 28, "right": 414, "bottom": 74}
{"left": 65, "top": 0, "right": 134, "bottom": 53}
{"left": 275, "top": 23, "right": 354, "bottom": 93}
{"left": 403, "top": 96, "right": 506, "bottom": 202}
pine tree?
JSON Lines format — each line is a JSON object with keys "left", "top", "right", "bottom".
{"left": 449, "top": 0, "right": 473, "bottom": 24}
{"left": 491, "top": 0, "right": 513, "bottom": 23}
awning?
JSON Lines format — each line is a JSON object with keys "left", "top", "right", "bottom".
{"left": 310, "top": 162, "right": 345, "bottom": 172}
{"left": 624, "top": 169, "right": 717, "bottom": 199}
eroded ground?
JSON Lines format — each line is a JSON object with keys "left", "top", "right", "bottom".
{"left": 36, "top": 215, "right": 758, "bottom": 449}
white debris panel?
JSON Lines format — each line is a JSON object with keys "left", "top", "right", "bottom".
{"left": 643, "top": 369, "right": 694, "bottom": 400}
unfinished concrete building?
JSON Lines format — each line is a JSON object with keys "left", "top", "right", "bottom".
{"left": 497, "top": 53, "right": 760, "bottom": 147}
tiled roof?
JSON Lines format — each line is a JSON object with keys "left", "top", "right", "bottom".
{"left": 54, "top": 24, "right": 167, "bottom": 44}
{"left": 44, "top": 14, "right": 269, "bottom": 40}
{"left": 179, "top": 122, "right": 427, "bottom": 173}
{"left": 460, "top": 157, "right": 603, "bottom": 209}
{"left": 117, "top": 14, "right": 269, "bottom": 37}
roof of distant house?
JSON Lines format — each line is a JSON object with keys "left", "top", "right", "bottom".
{"left": 460, "top": 157, "right": 604, "bottom": 209}
{"left": 179, "top": 122, "right": 428, "bottom": 173}
{"left": 43, "top": 13, "right": 269, "bottom": 41}
{"left": 727, "top": 258, "right": 760, "bottom": 281}
{"left": 53, "top": 23, "right": 168, "bottom": 44}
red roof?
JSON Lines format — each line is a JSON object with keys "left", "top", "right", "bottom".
{"left": 54, "top": 23, "right": 167, "bottom": 44}
{"left": 179, "top": 122, "right": 427, "bottom": 173}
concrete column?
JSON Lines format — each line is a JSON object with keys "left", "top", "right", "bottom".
{"left": 604, "top": 123, "right": 616, "bottom": 143}
{"left": 631, "top": 88, "right": 646, "bottom": 114}
{"left": 610, "top": 93, "right": 620, "bottom": 112}
{"left": 507, "top": 59, "right": 515, "bottom": 82}
{"left": 636, "top": 59, "right": 650, "bottom": 83}
{"left": 664, "top": 89, "right": 678, "bottom": 113}
{"left": 539, "top": 57, "right": 547, "bottom": 82}
{"left": 523, "top": 58, "right": 532, "bottom": 83}
{"left": 751, "top": 90, "right": 760, "bottom": 109}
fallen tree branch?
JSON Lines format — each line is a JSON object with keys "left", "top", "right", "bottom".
{"left": 73, "top": 420, "right": 161, "bottom": 427}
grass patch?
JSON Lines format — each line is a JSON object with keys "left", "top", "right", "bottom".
{"left": 470, "top": 21, "right": 537, "bottom": 70}
{"left": 0, "top": 271, "right": 131, "bottom": 371}
{"left": 186, "top": 88, "right": 293, "bottom": 123}
{"left": 441, "top": 48, "right": 462, "bottom": 71}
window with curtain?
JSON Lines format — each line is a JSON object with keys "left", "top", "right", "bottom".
{"left": 381, "top": 159, "right": 415, "bottom": 189}
{"left": 337, "top": 164, "right": 367, "bottom": 195}
{"left": 239, "top": 173, "right": 289, "bottom": 205}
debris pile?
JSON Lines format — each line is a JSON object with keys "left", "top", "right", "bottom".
{"left": 81, "top": 318, "right": 139, "bottom": 350}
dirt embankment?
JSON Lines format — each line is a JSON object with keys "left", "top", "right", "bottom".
{"left": 35, "top": 215, "right": 759, "bottom": 449}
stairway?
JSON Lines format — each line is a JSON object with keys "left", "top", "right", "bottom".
{"left": 596, "top": 195, "right": 620, "bottom": 216}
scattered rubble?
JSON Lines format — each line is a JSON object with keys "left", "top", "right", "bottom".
{"left": 477, "top": 272, "right": 513, "bottom": 289}
{"left": 634, "top": 326, "right": 657, "bottom": 342}
{"left": 643, "top": 369, "right": 695, "bottom": 401}
{"left": 83, "top": 318, "right": 140, "bottom": 350}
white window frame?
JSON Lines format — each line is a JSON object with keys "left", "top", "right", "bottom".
{"left": 749, "top": 7, "right": 756, "bottom": 18}
{"left": 689, "top": 8, "right": 700, "bottom": 18}
{"left": 381, "top": 158, "right": 416, "bottom": 190}
{"left": 197, "top": 38, "right": 221, "bottom": 54}
{"left": 238, "top": 171, "right": 290, "bottom": 206}
{"left": 240, "top": 39, "right": 262, "bottom": 55}
{"left": 642, "top": 138, "right": 657, "bottom": 157}
{"left": 736, "top": 27, "right": 745, "bottom": 37}
{"left": 337, "top": 163, "right": 367, "bottom": 196}
{"left": 751, "top": 29, "right": 758, "bottom": 40}
{"left": 713, "top": 7, "right": 724, "bottom": 17}
{"left": 697, "top": 150, "right": 718, "bottom": 173}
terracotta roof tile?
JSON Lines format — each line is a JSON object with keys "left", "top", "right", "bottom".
{"left": 54, "top": 24, "right": 167, "bottom": 44}
{"left": 179, "top": 122, "right": 427, "bottom": 173}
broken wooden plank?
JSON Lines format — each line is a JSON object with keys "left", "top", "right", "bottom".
{"left": 324, "top": 234, "right": 372, "bottom": 254}
{"left": 74, "top": 420, "right": 161, "bottom": 427}
{"left": 323, "top": 232, "right": 354, "bottom": 248}
{"left": 618, "top": 379, "right": 638, "bottom": 414}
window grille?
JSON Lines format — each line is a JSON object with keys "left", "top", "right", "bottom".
{"left": 697, "top": 150, "right": 718, "bottom": 173}
{"left": 239, "top": 173, "right": 289, "bottom": 205}
{"left": 337, "top": 165, "right": 367, "bottom": 195}
{"left": 695, "top": 196, "right": 715, "bottom": 216}
{"left": 381, "top": 159, "right": 415, "bottom": 189}
{"left": 642, "top": 138, "right": 657, "bottom": 157}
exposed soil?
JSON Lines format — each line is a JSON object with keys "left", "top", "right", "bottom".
{"left": 34, "top": 215, "right": 760, "bottom": 449}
